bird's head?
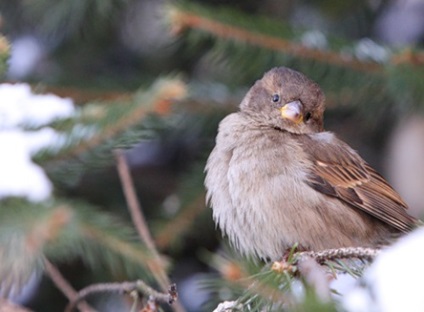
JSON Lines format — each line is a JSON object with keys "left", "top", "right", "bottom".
{"left": 240, "top": 67, "right": 325, "bottom": 134}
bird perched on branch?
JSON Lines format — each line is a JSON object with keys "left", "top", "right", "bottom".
{"left": 205, "top": 67, "right": 418, "bottom": 261}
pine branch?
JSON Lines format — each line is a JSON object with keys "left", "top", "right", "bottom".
{"left": 0, "top": 201, "right": 73, "bottom": 295}
{"left": 166, "top": 3, "right": 382, "bottom": 73}
{"left": 296, "top": 247, "right": 380, "bottom": 264}
{"left": 40, "top": 77, "right": 188, "bottom": 189}
{"left": 48, "top": 77, "right": 187, "bottom": 163}
{"left": 168, "top": 3, "right": 424, "bottom": 71}
{"left": 0, "top": 199, "right": 160, "bottom": 295}
{"left": 266, "top": 247, "right": 380, "bottom": 309}
{"left": 270, "top": 246, "right": 378, "bottom": 279}
{"left": 65, "top": 280, "right": 177, "bottom": 312}
{"left": 204, "top": 251, "right": 295, "bottom": 311}
{"left": 206, "top": 246, "right": 372, "bottom": 311}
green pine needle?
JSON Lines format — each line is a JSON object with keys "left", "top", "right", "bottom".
{"left": 0, "top": 198, "right": 157, "bottom": 296}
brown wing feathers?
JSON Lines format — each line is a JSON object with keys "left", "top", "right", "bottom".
{"left": 302, "top": 135, "right": 416, "bottom": 233}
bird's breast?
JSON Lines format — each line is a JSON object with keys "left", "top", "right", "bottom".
{"left": 211, "top": 124, "right": 320, "bottom": 259}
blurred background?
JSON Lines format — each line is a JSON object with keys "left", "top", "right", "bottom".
{"left": 0, "top": 0, "right": 424, "bottom": 311}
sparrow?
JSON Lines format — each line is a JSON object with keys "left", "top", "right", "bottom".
{"left": 204, "top": 67, "right": 418, "bottom": 261}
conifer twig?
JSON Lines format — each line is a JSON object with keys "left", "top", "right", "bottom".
{"left": 43, "top": 258, "right": 96, "bottom": 312}
{"left": 296, "top": 247, "right": 380, "bottom": 264}
{"left": 50, "top": 78, "right": 186, "bottom": 162}
{"left": 65, "top": 280, "right": 177, "bottom": 312}
{"left": 272, "top": 246, "right": 379, "bottom": 275}
{"left": 71, "top": 80, "right": 180, "bottom": 158}
{"left": 114, "top": 150, "right": 186, "bottom": 312}
{"left": 168, "top": 6, "right": 382, "bottom": 73}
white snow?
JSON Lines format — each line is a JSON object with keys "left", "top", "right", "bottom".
{"left": 24, "top": 127, "right": 67, "bottom": 155}
{"left": 0, "top": 130, "right": 52, "bottom": 201}
{"left": 0, "top": 83, "right": 75, "bottom": 202}
{"left": 0, "top": 83, "right": 74, "bottom": 128}
{"left": 343, "top": 227, "right": 424, "bottom": 312}
{"left": 343, "top": 287, "right": 376, "bottom": 312}
{"left": 330, "top": 272, "right": 358, "bottom": 298}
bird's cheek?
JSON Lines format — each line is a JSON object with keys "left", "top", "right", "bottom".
{"left": 279, "top": 100, "right": 304, "bottom": 124}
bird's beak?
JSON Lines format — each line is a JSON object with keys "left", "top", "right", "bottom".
{"left": 280, "top": 100, "right": 303, "bottom": 124}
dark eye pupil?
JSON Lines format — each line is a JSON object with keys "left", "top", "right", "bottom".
{"left": 305, "top": 112, "right": 312, "bottom": 121}
{"left": 272, "top": 94, "right": 280, "bottom": 102}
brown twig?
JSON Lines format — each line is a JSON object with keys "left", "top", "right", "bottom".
{"left": 114, "top": 150, "right": 186, "bottom": 312}
{"left": 391, "top": 48, "right": 424, "bottom": 66}
{"left": 65, "top": 281, "right": 177, "bottom": 312}
{"left": 114, "top": 150, "right": 168, "bottom": 286}
{"left": 296, "top": 247, "right": 380, "bottom": 264}
{"left": 168, "top": 7, "right": 383, "bottom": 73}
{"left": 272, "top": 246, "right": 380, "bottom": 278}
{"left": 43, "top": 258, "right": 96, "bottom": 312}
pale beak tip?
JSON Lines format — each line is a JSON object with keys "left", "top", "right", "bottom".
{"left": 280, "top": 100, "right": 303, "bottom": 124}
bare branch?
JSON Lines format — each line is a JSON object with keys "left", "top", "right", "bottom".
{"left": 114, "top": 150, "right": 168, "bottom": 287}
{"left": 114, "top": 150, "right": 186, "bottom": 312}
{"left": 65, "top": 281, "right": 177, "bottom": 312}
{"left": 43, "top": 258, "right": 95, "bottom": 312}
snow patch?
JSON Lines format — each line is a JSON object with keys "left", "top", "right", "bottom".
{"left": 343, "top": 227, "right": 424, "bottom": 312}
{"left": 0, "top": 83, "right": 76, "bottom": 202}
{"left": 0, "top": 83, "right": 74, "bottom": 128}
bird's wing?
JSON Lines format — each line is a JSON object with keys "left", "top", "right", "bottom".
{"left": 301, "top": 132, "right": 416, "bottom": 233}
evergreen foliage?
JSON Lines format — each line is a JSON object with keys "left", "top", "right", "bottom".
{"left": 1, "top": 1, "right": 423, "bottom": 311}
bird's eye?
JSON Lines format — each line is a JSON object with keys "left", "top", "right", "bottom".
{"left": 304, "top": 112, "right": 312, "bottom": 122}
{"left": 272, "top": 94, "right": 280, "bottom": 103}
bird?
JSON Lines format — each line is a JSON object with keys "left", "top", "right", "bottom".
{"left": 204, "top": 66, "right": 418, "bottom": 261}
